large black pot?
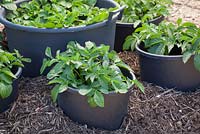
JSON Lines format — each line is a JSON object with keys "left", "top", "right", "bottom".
{"left": 0, "top": 67, "right": 22, "bottom": 113}
{"left": 114, "top": 16, "right": 164, "bottom": 52}
{"left": 0, "top": 0, "right": 122, "bottom": 77}
{"left": 136, "top": 44, "right": 200, "bottom": 92}
{"left": 57, "top": 68, "right": 135, "bottom": 130}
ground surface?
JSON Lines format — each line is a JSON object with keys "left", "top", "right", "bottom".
{"left": 1, "top": 0, "right": 200, "bottom": 134}
{"left": 168, "top": 0, "right": 200, "bottom": 26}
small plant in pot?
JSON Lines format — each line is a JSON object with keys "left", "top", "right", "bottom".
{"left": 0, "top": 45, "right": 31, "bottom": 113}
{"left": 114, "top": 0, "right": 172, "bottom": 52}
{"left": 41, "top": 41, "right": 144, "bottom": 130}
{"left": 125, "top": 18, "right": 200, "bottom": 91}
{"left": 0, "top": 0, "right": 122, "bottom": 77}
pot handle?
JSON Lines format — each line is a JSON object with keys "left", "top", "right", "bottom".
{"left": 107, "top": 6, "right": 125, "bottom": 24}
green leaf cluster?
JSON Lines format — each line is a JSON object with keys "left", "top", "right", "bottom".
{"left": 41, "top": 41, "right": 144, "bottom": 108}
{"left": 123, "top": 19, "right": 200, "bottom": 71}
{"left": 114, "top": 0, "right": 172, "bottom": 26}
{"left": 0, "top": 47, "right": 31, "bottom": 99}
{"left": 6, "top": 0, "right": 116, "bottom": 28}
{"left": 0, "top": 0, "right": 17, "bottom": 11}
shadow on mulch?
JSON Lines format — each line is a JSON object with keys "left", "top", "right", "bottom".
{"left": 0, "top": 51, "right": 200, "bottom": 134}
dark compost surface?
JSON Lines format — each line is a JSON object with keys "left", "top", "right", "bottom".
{"left": 0, "top": 51, "right": 199, "bottom": 134}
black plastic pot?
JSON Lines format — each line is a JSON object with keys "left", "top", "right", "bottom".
{"left": 136, "top": 44, "right": 200, "bottom": 92}
{"left": 0, "top": 67, "right": 22, "bottom": 113}
{"left": 114, "top": 16, "right": 164, "bottom": 52}
{"left": 57, "top": 68, "right": 135, "bottom": 130}
{"left": 0, "top": 0, "right": 122, "bottom": 77}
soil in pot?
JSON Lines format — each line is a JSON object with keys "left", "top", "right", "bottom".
{"left": 0, "top": 0, "right": 121, "bottom": 77}
{"left": 57, "top": 68, "right": 135, "bottom": 130}
{"left": 136, "top": 44, "right": 200, "bottom": 92}
{"left": 0, "top": 67, "right": 22, "bottom": 113}
{"left": 114, "top": 16, "right": 164, "bottom": 52}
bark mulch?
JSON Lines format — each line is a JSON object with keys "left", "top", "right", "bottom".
{"left": 118, "top": 51, "right": 140, "bottom": 76}
{"left": 1, "top": 0, "right": 200, "bottom": 133}
{"left": 0, "top": 52, "right": 199, "bottom": 134}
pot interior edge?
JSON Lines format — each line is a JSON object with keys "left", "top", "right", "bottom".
{"left": 136, "top": 44, "right": 185, "bottom": 60}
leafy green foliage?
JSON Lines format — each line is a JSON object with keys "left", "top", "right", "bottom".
{"left": 0, "top": 47, "right": 31, "bottom": 99}
{"left": 0, "top": 0, "right": 17, "bottom": 11}
{"left": 41, "top": 41, "right": 144, "bottom": 107}
{"left": 123, "top": 18, "right": 200, "bottom": 71}
{"left": 6, "top": 0, "right": 117, "bottom": 28}
{"left": 114, "top": 0, "right": 172, "bottom": 26}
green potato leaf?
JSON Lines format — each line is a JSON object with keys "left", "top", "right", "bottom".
{"left": 94, "top": 90, "right": 104, "bottom": 107}
{"left": 0, "top": 82, "right": 12, "bottom": 99}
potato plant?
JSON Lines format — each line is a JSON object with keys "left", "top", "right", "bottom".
{"left": 115, "top": 0, "right": 172, "bottom": 27}
{"left": 0, "top": 47, "right": 31, "bottom": 99}
{"left": 41, "top": 41, "right": 144, "bottom": 107}
{"left": 6, "top": 0, "right": 117, "bottom": 28}
{"left": 123, "top": 19, "right": 200, "bottom": 72}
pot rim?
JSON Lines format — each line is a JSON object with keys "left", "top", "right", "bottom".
{"left": 0, "top": 0, "right": 120, "bottom": 33}
{"left": 66, "top": 70, "right": 136, "bottom": 95}
{"left": 136, "top": 44, "right": 184, "bottom": 60}
{"left": 116, "top": 15, "right": 164, "bottom": 26}
{"left": 14, "top": 67, "right": 22, "bottom": 80}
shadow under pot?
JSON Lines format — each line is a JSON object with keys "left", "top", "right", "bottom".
{"left": 0, "top": 0, "right": 121, "bottom": 77}
{"left": 136, "top": 44, "right": 200, "bottom": 92}
{"left": 0, "top": 67, "right": 22, "bottom": 113}
{"left": 114, "top": 16, "right": 164, "bottom": 52}
{"left": 57, "top": 68, "right": 136, "bottom": 130}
